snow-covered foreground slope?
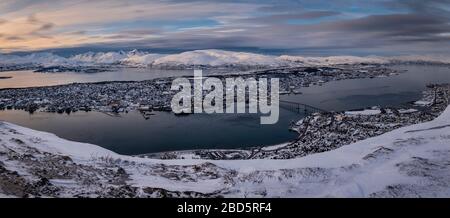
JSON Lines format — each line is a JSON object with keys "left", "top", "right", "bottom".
{"left": 1, "top": 106, "right": 450, "bottom": 197}
{"left": 1, "top": 49, "right": 449, "bottom": 68}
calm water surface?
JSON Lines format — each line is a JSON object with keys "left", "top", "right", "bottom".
{"left": 0, "top": 68, "right": 193, "bottom": 88}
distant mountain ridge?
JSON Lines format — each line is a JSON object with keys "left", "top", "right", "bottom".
{"left": 1, "top": 49, "right": 449, "bottom": 68}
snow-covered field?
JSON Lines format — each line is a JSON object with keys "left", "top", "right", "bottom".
{"left": 1, "top": 49, "right": 450, "bottom": 68}
{"left": 1, "top": 105, "right": 450, "bottom": 197}
{"left": 345, "top": 109, "right": 382, "bottom": 116}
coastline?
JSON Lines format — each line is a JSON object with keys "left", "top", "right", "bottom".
{"left": 0, "top": 66, "right": 448, "bottom": 158}
{"left": 1, "top": 98, "right": 449, "bottom": 197}
{"left": 146, "top": 84, "right": 450, "bottom": 160}
{"left": 0, "top": 65, "right": 399, "bottom": 114}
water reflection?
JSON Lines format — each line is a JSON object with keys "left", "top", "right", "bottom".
{"left": 0, "top": 68, "right": 193, "bottom": 89}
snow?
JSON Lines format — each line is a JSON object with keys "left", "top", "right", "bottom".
{"left": 122, "top": 53, "right": 165, "bottom": 66}
{"left": 295, "top": 119, "right": 304, "bottom": 126}
{"left": 2, "top": 105, "right": 450, "bottom": 197}
{"left": 152, "top": 49, "right": 280, "bottom": 67}
{"left": 389, "top": 54, "right": 450, "bottom": 64}
{"left": 0, "top": 50, "right": 162, "bottom": 67}
{"left": 398, "top": 108, "right": 418, "bottom": 114}
{"left": 278, "top": 55, "right": 389, "bottom": 66}
{"left": 345, "top": 109, "right": 382, "bottom": 116}
{"left": 129, "top": 175, "right": 224, "bottom": 193}
{"left": 0, "top": 193, "right": 16, "bottom": 198}
{"left": 69, "top": 50, "right": 165, "bottom": 66}
{"left": 278, "top": 54, "right": 450, "bottom": 66}
{"left": 261, "top": 142, "right": 289, "bottom": 151}
{"left": 0, "top": 122, "right": 117, "bottom": 161}
{"left": 1, "top": 49, "right": 280, "bottom": 67}
{"left": 212, "top": 106, "right": 450, "bottom": 197}
{"left": 2, "top": 49, "right": 450, "bottom": 68}
{"left": 70, "top": 51, "right": 129, "bottom": 64}
{"left": 178, "top": 153, "right": 201, "bottom": 160}
{"left": 414, "top": 100, "right": 432, "bottom": 106}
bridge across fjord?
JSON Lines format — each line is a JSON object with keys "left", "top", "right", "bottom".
{"left": 279, "top": 100, "right": 327, "bottom": 114}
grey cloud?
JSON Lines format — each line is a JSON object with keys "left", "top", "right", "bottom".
{"left": 79, "top": 11, "right": 450, "bottom": 55}
{"left": 312, "top": 13, "right": 450, "bottom": 44}
{"left": 27, "top": 14, "right": 39, "bottom": 23}
{"left": 101, "top": 29, "right": 163, "bottom": 40}
{"left": 239, "top": 11, "right": 341, "bottom": 24}
{"left": 87, "top": 32, "right": 258, "bottom": 51}
{"left": 67, "top": 30, "right": 87, "bottom": 35}
{"left": 35, "top": 23, "right": 55, "bottom": 32}
{"left": 103, "top": 34, "right": 146, "bottom": 40}
{"left": 119, "top": 29, "right": 162, "bottom": 36}
{"left": 5, "top": 36, "right": 24, "bottom": 41}
{"left": 257, "top": 4, "right": 303, "bottom": 13}
{"left": 4, "top": 0, "right": 450, "bottom": 55}
{"left": 24, "top": 13, "right": 56, "bottom": 34}
{"left": 386, "top": 0, "right": 450, "bottom": 16}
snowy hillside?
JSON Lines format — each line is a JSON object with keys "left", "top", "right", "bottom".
{"left": 1, "top": 105, "right": 450, "bottom": 197}
{"left": 1, "top": 49, "right": 449, "bottom": 69}
{"left": 70, "top": 51, "right": 130, "bottom": 64}
{"left": 69, "top": 50, "right": 165, "bottom": 66}
{"left": 152, "top": 49, "right": 281, "bottom": 67}
{"left": 278, "top": 55, "right": 390, "bottom": 65}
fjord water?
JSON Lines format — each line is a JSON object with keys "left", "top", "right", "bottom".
{"left": 0, "top": 68, "right": 194, "bottom": 88}
{"left": 0, "top": 65, "right": 449, "bottom": 155}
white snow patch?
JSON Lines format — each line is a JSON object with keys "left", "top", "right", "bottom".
{"left": 345, "top": 109, "right": 382, "bottom": 116}
{"left": 398, "top": 108, "right": 418, "bottom": 114}
{"left": 414, "top": 100, "right": 432, "bottom": 106}
{"left": 261, "top": 142, "right": 289, "bottom": 151}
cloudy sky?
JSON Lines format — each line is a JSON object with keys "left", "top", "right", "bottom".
{"left": 0, "top": 0, "right": 449, "bottom": 55}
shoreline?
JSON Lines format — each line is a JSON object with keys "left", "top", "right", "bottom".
{"left": 0, "top": 65, "right": 447, "bottom": 160}
{"left": 146, "top": 84, "right": 450, "bottom": 160}
{"left": 1, "top": 99, "right": 449, "bottom": 197}
{"left": 1, "top": 81, "right": 448, "bottom": 160}
{"left": 0, "top": 65, "right": 399, "bottom": 114}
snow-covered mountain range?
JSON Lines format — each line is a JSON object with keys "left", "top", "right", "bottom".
{"left": 1, "top": 49, "right": 449, "bottom": 69}
{"left": 1, "top": 105, "right": 449, "bottom": 197}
